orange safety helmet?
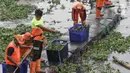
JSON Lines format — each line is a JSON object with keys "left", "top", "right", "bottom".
{"left": 14, "top": 34, "right": 24, "bottom": 45}
{"left": 72, "top": 2, "right": 85, "bottom": 10}
{"left": 23, "top": 32, "right": 32, "bottom": 41}
{"left": 76, "top": 2, "right": 83, "bottom": 9}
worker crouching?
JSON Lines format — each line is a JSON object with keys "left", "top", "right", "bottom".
{"left": 72, "top": 2, "right": 87, "bottom": 25}
{"left": 5, "top": 34, "right": 25, "bottom": 73}
{"left": 20, "top": 32, "right": 33, "bottom": 73}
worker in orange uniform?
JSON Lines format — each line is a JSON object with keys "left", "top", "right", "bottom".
{"left": 31, "top": 9, "right": 57, "bottom": 73}
{"left": 20, "top": 32, "right": 32, "bottom": 73}
{"left": 20, "top": 32, "right": 32, "bottom": 58}
{"left": 96, "top": 0, "right": 113, "bottom": 18}
{"left": 5, "top": 34, "right": 25, "bottom": 73}
{"left": 96, "top": 0, "right": 104, "bottom": 19}
{"left": 72, "top": 2, "right": 87, "bottom": 25}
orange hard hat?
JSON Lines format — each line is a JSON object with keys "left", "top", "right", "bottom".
{"left": 23, "top": 32, "right": 32, "bottom": 41}
{"left": 14, "top": 34, "right": 24, "bottom": 45}
{"left": 76, "top": 2, "right": 83, "bottom": 9}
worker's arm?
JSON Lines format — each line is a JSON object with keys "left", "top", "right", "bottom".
{"left": 83, "top": 9, "right": 87, "bottom": 21}
{"left": 42, "top": 37, "right": 47, "bottom": 45}
{"left": 7, "top": 56, "right": 19, "bottom": 66}
{"left": 20, "top": 45, "right": 32, "bottom": 48}
{"left": 7, "top": 47, "right": 19, "bottom": 67}
{"left": 37, "top": 25, "right": 56, "bottom": 33}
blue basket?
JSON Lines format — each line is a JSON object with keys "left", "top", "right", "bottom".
{"left": 2, "top": 62, "right": 6, "bottom": 73}
{"left": 69, "top": 24, "right": 89, "bottom": 42}
{"left": 2, "top": 60, "right": 29, "bottom": 73}
{"left": 46, "top": 40, "right": 68, "bottom": 63}
{"left": 20, "top": 60, "right": 29, "bottom": 73}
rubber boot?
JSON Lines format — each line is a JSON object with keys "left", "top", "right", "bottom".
{"left": 30, "top": 61, "right": 36, "bottom": 73}
{"left": 36, "top": 59, "right": 46, "bottom": 73}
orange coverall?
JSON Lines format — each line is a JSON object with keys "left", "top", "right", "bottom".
{"left": 96, "top": 0, "right": 104, "bottom": 18}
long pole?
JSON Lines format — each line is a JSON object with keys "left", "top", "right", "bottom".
{"left": 13, "top": 46, "right": 33, "bottom": 73}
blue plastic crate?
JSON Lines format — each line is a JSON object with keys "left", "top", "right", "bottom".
{"left": 20, "top": 60, "right": 29, "bottom": 73}
{"left": 46, "top": 40, "right": 68, "bottom": 63}
{"left": 2, "top": 60, "right": 29, "bottom": 73}
{"left": 69, "top": 24, "right": 89, "bottom": 42}
{"left": 2, "top": 62, "right": 6, "bottom": 73}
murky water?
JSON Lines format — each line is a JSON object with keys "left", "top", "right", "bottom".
{"left": 0, "top": 0, "right": 79, "bottom": 33}
{"left": 107, "top": 0, "right": 130, "bottom": 73}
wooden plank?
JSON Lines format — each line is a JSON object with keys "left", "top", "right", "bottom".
{"left": 113, "top": 56, "right": 130, "bottom": 69}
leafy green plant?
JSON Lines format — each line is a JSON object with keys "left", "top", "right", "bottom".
{"left": 49, "top": 60, "right": 119, "bottom": 73}
{"left": 0, "top": 0, "right": 35, "bottom": 20}
{"left": 52, "top": 0, "right": 60, "bottom": 4}
{"left": 72, "top": 25, "right": 89, "bottom": 31}
{"left": 14, "top": 24, "right": 32, "bottom": 34}
{"left": 60, "top": 5, "right": 65, "bottom": 9}
{"left": 0, "top": 24, "right": 62, "bottom": 62}
{"left": 83, "top": 31, "right": 130, "bottom": 61}
{"left": 47, "top": 41, "right": 65, "bottom": 50}
{"left": 53, "top": 63, "right": 79, "bottom": 73}
{"left": 49, "top": 5, "right": 53, "bottom": 10}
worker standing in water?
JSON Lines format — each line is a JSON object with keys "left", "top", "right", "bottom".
{"left": 72, "top": 2, "right": 87, "bottom": 25}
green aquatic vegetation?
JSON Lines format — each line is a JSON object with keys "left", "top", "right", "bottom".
{"left": 52, "top": 62, "right": 79, "bottom": 73}
{"left": 50, "top": 60, "right": 119, "bottom": 73}
{"left": 52, "top": 0, "right": 60, "bottom": 4}
{"left": 0, "top": 24, "right": 62, "bottom": 62}
{"left": 83, "top": 31, "right": 130, "bottom": 61}
{"left": 14, "top": 24, "right": 32, "bottom": 34}
{"left": 60, "top": 5, "right": 65, "bottom": 9}
{"left": 47, "top": 41, "right": 65, "bottom": 50}
{"left": 0, "top": 0, "right": 35, "bottom": 20}
{"left": 72, "top": 25, "right": 89, "bottom": 31}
